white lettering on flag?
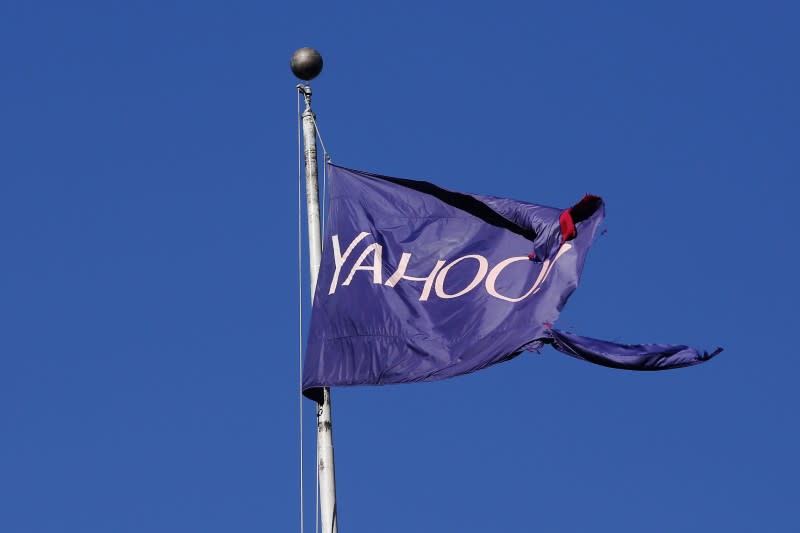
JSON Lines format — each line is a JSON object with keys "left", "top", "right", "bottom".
{"left": 329, "top": 232, "right": 371, "bottom": 294}
{"left": 434, "top": 255, "right": 489, "bottom": 299}
{"left": 343, "top": 243, "right": 384, "bottom": 286}
{"left": 328, "top": 233, "right": 574, "bottom": 302}
{"left": 385, "top": 253, "right": 446, "bottom": 302}
{"left": 485, "top": 243, "right": 572, "bottom": 302}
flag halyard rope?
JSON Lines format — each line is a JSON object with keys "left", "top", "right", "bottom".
{"left": 296, "top": 89, "right": 305, "bottom": 533}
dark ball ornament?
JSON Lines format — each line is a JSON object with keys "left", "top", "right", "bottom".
{"left": 290, "top": 47, "right": 324, "bottom": 81}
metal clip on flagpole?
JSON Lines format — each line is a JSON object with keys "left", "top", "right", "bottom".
{"left": 291, "top": 47, "right": 338, "bottom": 533}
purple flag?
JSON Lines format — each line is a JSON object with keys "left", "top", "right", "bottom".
{"left": 303, "top": 164, "right": 720, "bottom": 397}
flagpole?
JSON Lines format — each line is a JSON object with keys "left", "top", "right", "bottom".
{"left": 292, "top": 48, "right": 338, "bottom": 533}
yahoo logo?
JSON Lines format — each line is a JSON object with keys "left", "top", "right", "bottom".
{"left": 327, "top": 232, "right": 572, "bottom": 302}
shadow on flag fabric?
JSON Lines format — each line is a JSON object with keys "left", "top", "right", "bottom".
{"left": 303, "top": 164, "right": 721, "bottom": 397}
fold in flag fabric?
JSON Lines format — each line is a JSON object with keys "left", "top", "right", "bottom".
{"left": 303, "top": 164, "right": 720, "bottom": 397}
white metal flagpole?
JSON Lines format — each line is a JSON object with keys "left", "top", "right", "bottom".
{"left": 291, "top": 47, "right": 338, "bottom": 533}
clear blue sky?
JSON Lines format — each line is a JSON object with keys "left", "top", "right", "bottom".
{"left": 1, "top": 1, "right": 797, "bottom": 532}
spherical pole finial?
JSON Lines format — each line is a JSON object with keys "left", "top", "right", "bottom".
{"left": 291, "top": 47, "right": 323, "bottom": 81}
